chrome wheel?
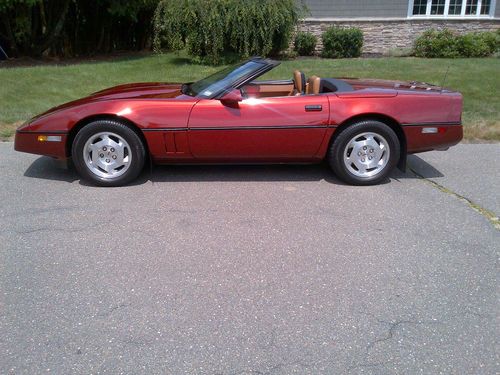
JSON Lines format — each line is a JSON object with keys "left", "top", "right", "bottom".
{"left": 83, "top": 132, "right": 132, "bottom": 179}
{"left": 343, "top": 132, "right": 390, "bottom": 178}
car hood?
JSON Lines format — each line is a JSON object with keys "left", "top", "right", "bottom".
{"left": 32, "top": 82, "right": 186, "bottom": 120}
{"left": 88, "top": 82, "right": 185, "bottom": 100}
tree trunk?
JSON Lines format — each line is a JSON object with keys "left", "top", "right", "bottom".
{"left": 0, "top": 13, "right": 19, "bottom": 55}
{"left": 35, "top": 0, "right": 70, "bottom": 55}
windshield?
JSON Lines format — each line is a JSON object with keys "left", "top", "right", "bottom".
{"left": 186, "top": 60, "right": 266, "bottom": 98}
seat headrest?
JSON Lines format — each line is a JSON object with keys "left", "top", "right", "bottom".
{"left": 293, "top": 70, "right": 306, "bottom": 94}
{"left": 307, "top": 75, "right": 321, "bottom": 95}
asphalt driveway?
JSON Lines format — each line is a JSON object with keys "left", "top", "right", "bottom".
{"left": 0, "top": 143, "right": 498, "bottom": 374}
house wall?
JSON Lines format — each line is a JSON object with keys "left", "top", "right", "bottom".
{"left": 302, "top": 0, "right": 409, "bottom": 19}
{"left": 298, "top": 19, "right": 500, "bottom": 54}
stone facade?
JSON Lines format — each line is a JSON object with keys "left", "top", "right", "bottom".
{"left": 298, "top": 19, "right": 500, "bottom": 55}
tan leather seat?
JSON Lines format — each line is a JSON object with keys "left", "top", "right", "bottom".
{"left": 293, "top": 70, "right": 306, "bottom": 95}
{"left": 307, "top": 75, "right": 321, "bottom": 95}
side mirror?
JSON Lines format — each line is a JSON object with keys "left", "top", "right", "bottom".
{"left": 220, "top": 89, "right": 243, "bottom": 107}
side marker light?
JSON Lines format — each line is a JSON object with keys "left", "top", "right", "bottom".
{"left": 37, "top": 135, "right": 62, "bottom": 142}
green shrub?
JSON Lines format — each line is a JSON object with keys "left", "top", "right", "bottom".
{"left": 321, "top": 26, "right": 363, "bottom": 58}
{"left": 153, "top": 0, "right": 304, "bottom": 65}
{"left": 294, "top": 32, "right": 317, "bottom": 56}
{"left": 414, "top": 29, "right": 499, "bottom": 58}
{"left": 414, "top": 29, "right": 460, "bottom": 58}
{"left": 458, "top": 32, "right": 497, "bottom": 57}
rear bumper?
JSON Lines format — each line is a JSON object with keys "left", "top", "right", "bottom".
{"left": 403, "top": 123, "right": 463, "bottom": 154}
{"left": 15, "top": 130, "right": 68, "bottom": 159}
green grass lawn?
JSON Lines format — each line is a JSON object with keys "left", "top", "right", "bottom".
{"left": 1, "top": 52, "right": 499, "bottom": 141}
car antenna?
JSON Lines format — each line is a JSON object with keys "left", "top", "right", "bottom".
{"left": 440, "top": 65, "right": 450, "bottom": 93}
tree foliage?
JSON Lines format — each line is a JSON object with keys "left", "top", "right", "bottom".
{"left": 0, "top": 0, "right": 160, "bottom": 57}
{"left": 153, "top": 0, "right": 305, "bottom": 64}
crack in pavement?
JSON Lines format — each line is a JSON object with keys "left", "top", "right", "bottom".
{"left": 366, "top": 319, "right": 440, "bottom": 351}
{"left": 349, "top": 318, "right": 441, "bottom": 372}
{"left": 3, "top": 224, "right": 100, "bottom": 235}
{"left": 409, "top": 167, "right": 500, "bottom": 230}
{"left": 0, "top": 205, "right": 81, "bottom": 218}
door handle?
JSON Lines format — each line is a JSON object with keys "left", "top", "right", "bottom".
{"left": 305, "top": 105, "right": 322, "bottom": 112}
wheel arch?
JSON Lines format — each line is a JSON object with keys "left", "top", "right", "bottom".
{"left": 330, "top": 113, "right": 407, "bottom": 171}
{"left": 66, "top": 114, "right": 149, "bottom": 158}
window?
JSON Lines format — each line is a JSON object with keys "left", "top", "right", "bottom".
{"left": 413, "top": 0, "right": 428, "bottom": 14}
{"left": 480, "top": 0, "right": 492, "bottom": 15}
{"left": 410, "top": 0, "right": 494, "bottom": 17}
{"left": 431, "top": 0, "right": 446, "bottom": 15}
{"left": 187, "top": 60, "right": 266, "bottom": 98}
{"left": 448, "top": 0, "right": 463, "bottom": 15}
{"left": 465, "top": 0, "right": 478, "bottom": 14}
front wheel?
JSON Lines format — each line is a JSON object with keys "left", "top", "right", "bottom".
{"left": 327, "top": 120, "right": 400, "bottom": 186}
{"left": 72, "top": 120, "right": 146, "bottom": 187}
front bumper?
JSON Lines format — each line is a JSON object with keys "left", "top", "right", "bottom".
{"left": 15, "top": 130, "right": 68, "bottom": 159}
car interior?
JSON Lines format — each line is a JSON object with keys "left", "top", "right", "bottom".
{"left": 241, "top": 70, "right": 354, "bottom": 99}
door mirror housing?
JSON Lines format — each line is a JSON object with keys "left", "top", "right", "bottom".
{"left": 220, "top": 89, "right": 243, "bottom": 107}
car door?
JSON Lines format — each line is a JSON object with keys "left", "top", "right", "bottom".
{"left": 187, "top": 94, "right": 330, "bottom": 160}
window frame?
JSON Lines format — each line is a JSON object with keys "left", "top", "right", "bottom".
{"left": 407, "top": 0, "right": 496, "bottom": 18}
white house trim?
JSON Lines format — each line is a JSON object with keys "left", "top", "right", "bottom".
{"left": 303, "top": 16, "right": 498, "bottom": 22}
{"left": 407, "top": 0, "right": 497, "bottom": 18}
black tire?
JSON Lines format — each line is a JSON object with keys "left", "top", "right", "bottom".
{"left": 72, "top": 120, "right": 146, "bottom": 187}
{"left": 327, "top": 120, "right": 400, "bottom": 186}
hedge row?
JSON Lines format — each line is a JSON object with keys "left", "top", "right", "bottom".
{"left": 295, "top": 28, "right": 499, "bottom": 59}
{"left": 294, "top": 27, "right": 364, "bottom": 58}
{"left": 414, "top": 29, "right": 500, "bottom": 58}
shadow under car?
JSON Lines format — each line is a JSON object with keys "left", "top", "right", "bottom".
{"left": 22, "top": 155, "right": 443, "bottom": 186}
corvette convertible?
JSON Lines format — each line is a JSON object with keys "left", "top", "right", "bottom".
{"left": 15, "top": 57, "right": 463, "bottom": 186}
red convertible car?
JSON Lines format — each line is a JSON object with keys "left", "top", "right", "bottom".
{"left": 15, "top": 57, "right": 462, "bottom": 186}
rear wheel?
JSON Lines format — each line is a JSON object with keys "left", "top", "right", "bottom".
{"left": 328, "top": 120, "right": 400, "bottom": 185}
{"left": 72, "top": 120, "right": 146, "bottom": 187}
